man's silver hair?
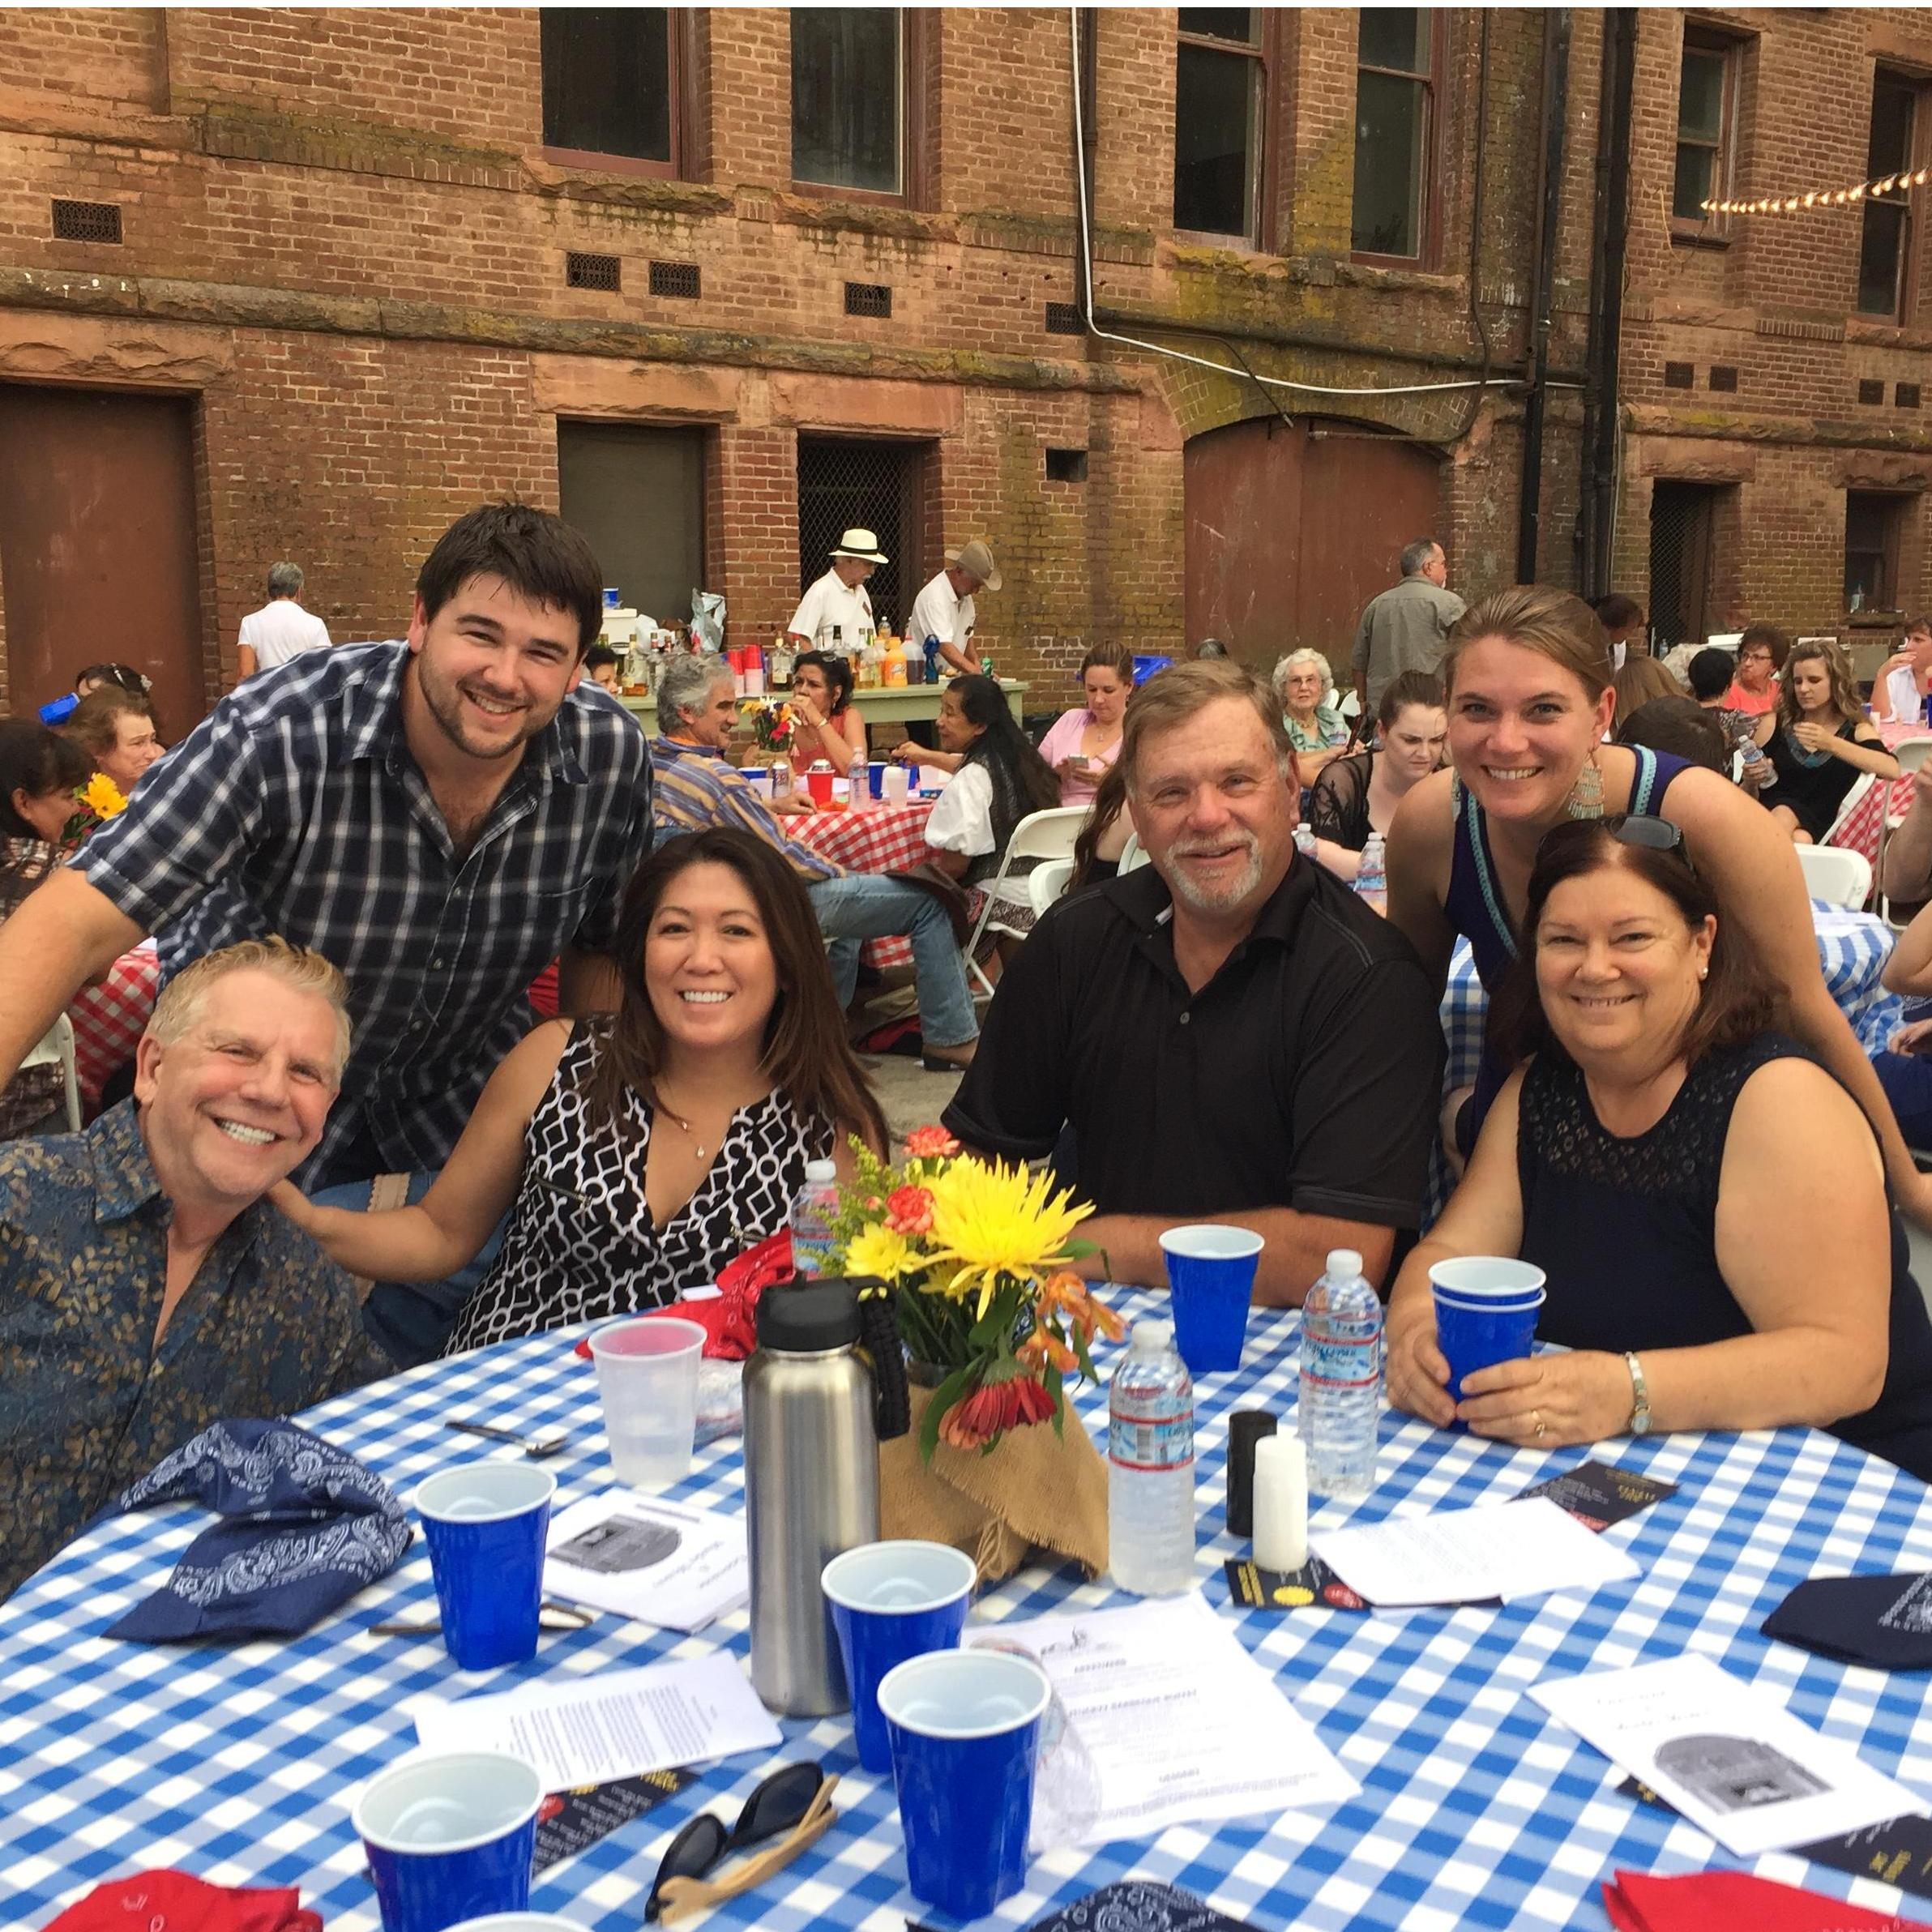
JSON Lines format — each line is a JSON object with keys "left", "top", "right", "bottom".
{"left": 659, "top": 651, "right": 732, "bottom": 730}
{"left": 267, "top": 561, "right": 305, "bottom": 599}
{"left": 1400, "top": 537, "right": 1443, "bottom": 578}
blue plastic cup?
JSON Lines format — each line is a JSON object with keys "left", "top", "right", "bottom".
{"left": 878, "top": 1649, "right": 1052, "bottom": 1920}
{"left": 1160, "top": 1225, "right": 1264, "bottom": 1373}
{"left": 1428, "top": 1257, "right": 1545, "bottom": 1307}
{"left": 823, "top": 1540, "right": 978, "bottom": 1774}
{"left": 413, "top": 1464, "right": 556, "bottom": 1671}
{"left": 1432, "top": 1284, "right": 1546, "bottom": 1410}
{"left": 868, "top": 759, "right": 888, "bottom": 800}
{"left": 353, "top": 1749, "right": 545, "bottom": 1932}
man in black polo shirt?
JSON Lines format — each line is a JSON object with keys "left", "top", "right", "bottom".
{"left": 944, "top": 660, "right": 1442, "bottom": 1304}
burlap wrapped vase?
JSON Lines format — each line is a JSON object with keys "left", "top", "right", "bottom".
{"left": 878, "top": 1382, "right": 1109, "bottom": 1584}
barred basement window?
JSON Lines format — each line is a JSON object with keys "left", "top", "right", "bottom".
{"left": 566, "top": 251, "right": 622, "bottom": 291}
{"left": 1663, "top": 362, "right": 1695, "bottom": 389}
{"left": 844, "top": 281, "right": 892, "bottom": 318}
{"left": 1045, "top": 449, "right": 1088, "bottom": 483}
{"left": 1708, "top": 365, "right": 1738, "bottom": 392}
{"left": 1900, "top": 383, "right": 1923, "bottom": 409}
{"left": 1860, "top": 378, "right": 1887, "bottom": 405}
{"left": 51, "top": 199, "right": 122, "bottom": 243}
{"left": 1044, "top": 301, "right": 1084, "bottom": 336}
{"left": 649, "top": 259, "right": 700, "bottom": 299}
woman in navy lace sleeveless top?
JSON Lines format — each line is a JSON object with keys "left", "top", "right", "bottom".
{"left": 1385, "top": 585, "right": 1932, "bottom": 1225}
{"left": 1386, "top": 818, "right": 1932, "bottom": 1481}
{"left": 277, "top": 827, "right": 887, "bottom": 1346}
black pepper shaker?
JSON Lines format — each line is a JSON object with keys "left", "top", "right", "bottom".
{"left": 1226, "top": 1409, "right": 1278, "bottom": 1539}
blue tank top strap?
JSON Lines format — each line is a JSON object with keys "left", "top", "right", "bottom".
{"left": 1630, "top": 745, "right": 1691, "bottom": 816}
{"left": 1446, "top": 775, "right": 1519, "bottom": 990}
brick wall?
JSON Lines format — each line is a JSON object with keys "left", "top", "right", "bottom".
{"left": 0, "top": 4, "right": 1691, "bottom": 713}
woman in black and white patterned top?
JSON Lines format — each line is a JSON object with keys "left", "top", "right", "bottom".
{"left": 276, "top": 827, "right": 887, "bottom": 1352}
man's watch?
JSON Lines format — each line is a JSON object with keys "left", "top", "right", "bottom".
{"left": 1624, "top": 1351, "right": 1652, "bottom": 1435}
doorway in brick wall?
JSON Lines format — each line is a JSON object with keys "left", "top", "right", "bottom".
{"left": 795, "top": 436, "right": 930, "bottom": 636}
{"left": 1648, "top": 481, "right": 1722, "bottom": 651}
{"left": 557, "top": 420, "right": 706, "bottom": 626}
{"left": 0, "top": 384, "right": 208, "bottom": 733}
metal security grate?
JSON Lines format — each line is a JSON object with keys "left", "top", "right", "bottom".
{"left": 51, "top": 199, "right": 122, "bottom": 243}
{"left": 844, "top": 280, "right": 892, "bottom": 318}
{"left": 566, "top": 250, "right": 622, "bottom": 291}
{"left": 1045, "top": 448, "right": 1088, "bottom": 482}
{"left": 1901, "top": 383, "right": 1924, "bottom": 409}
{"left": 797, "top": 435, "right": 924, "bottom": 630}
{"left": 1649, "top": 481, "right": 1718, "bottom": 652}
{"left": 649, "top": 259, "right": 701, "bottom": 299}
{"left": 1708, "top": 365, "right": 1738, "bottom": 392}
{"left": 1663, "top": 361, "right": 1695, "bottom": 390}
{"left": 1044, "top": 301, "right": 1084, "bottom": 335}
{"left": 1860, "top": 378, "right": 1887, "bottom": 405}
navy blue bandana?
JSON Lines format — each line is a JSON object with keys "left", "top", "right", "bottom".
{"left": 105, "top": 1418, "right": 410, "bottom": 1642}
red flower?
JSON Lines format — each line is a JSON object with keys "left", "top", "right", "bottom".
{"left": 936, "top": 1370, "right": 1056, "bottom": 1451}
{"left": 903, "top": 1126, "right": 961, "bottom": 1161}
{"left": 885, "top": 1185, "right": 934, "bottom": 1236}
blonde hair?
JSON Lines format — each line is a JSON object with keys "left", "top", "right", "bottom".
{"left": 1271, "top": 648, "right": 1336, "bottom": 709}
{"left": 1443, "top": 585, "right": 1613, "bottom": 701}
{"left": 148, "top": 938, "right": 352, "bottom": 1075}
{"left": 1120, "top": 660, "right": 1293, "bottom": 794}
{"left": 1776, "top": 635, "right": 1862, "bottom": 730}
{"left": 1612, "top": 655, "right": 1686, "bottom": 725}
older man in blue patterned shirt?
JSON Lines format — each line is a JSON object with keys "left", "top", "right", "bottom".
{"left": 0, "top": 939, "right": 391, "bottom": 1601}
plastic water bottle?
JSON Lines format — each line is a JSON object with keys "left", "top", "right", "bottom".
{"left": 787, "top": 1159, "right": 840, "bottom": 1279}
{"left": 1108, "top": 1319, "right": 1196, "bottom": 1595}
{"left": 923, "top": 633, "right": 942, "bottom": 682}
{"left": 1354, "top": 831, "right": 1387, "bottom": 911}
{"left": 1298, "top": 1248, "right": 1382, "bottom": 1502}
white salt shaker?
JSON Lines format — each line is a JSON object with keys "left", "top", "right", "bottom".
{"left": 1252, "top": 1434, "right": 1309, "bottom": 1572}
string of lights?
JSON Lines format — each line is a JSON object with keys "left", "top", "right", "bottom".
{"left": 1703, "top": 165, "right": 1931, "bottom": 217}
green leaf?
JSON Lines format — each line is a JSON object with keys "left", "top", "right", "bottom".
{"left": 1045, "top": 1361, "right": 1066, "bottom": 1438}
{"left": 917, "top": 1363, "right": 977, "bottom": 1464}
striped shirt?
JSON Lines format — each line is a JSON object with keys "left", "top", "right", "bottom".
{"left": 72, "top": 643, "right": 654, "bottom": 1184}
{"left": 648, "top": 736, "right": 844, "bottom": 883}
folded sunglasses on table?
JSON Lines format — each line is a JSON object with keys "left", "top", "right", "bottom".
{"left": 646, "top": 1760, "right": 840, "bottom": 1925}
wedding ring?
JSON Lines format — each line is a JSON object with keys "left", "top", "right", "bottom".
{"left": 1532, "top": 1411, "right": 1547, "bottom": 1440}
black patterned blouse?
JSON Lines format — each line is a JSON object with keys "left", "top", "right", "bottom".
{"left": 0, "top": 837, "right": 69, "bottom": 1139}
{"left": 0, "top": 1101, "right": 391, "bottom": 1600}
{"left": 443, "top": 1019, "right": 833, "bottom": 1355}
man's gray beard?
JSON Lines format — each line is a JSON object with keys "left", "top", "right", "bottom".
{"left": 1163, "top": 835, "right": 1264, "bottom": 913}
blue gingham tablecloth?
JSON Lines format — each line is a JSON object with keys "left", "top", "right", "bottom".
{"left": 7, "top": 1297, "right": 1932, "bottom": 1932}
{"left": 1442, "top": 904, "right": 1904, "bottom": 1096}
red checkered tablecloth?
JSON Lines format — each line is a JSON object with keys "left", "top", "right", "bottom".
{"left": 70, "top": 947, "right": 161, "bottom": 1104}
{"left": 793, "top": 798, "right": 938, "bottom": 968}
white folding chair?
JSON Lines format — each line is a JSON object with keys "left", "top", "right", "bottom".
{"left": 1796, "top": 843, "right": 1873, "bottom": 910}
{"left": 963, "top": 806, "right": 1087, "bottom": 999}
{"left": 1895, "top": 737, "right": 1932, "bottom": 774}
{"left": 1117, "top": 830, "right": 1150, "bottom": 874}
{"left": 19, "top": 1014, "right": 81, "bottom": 1131}
{"left": 1821, "top": 770, "right": 1879, "bottom": 853}
{"left": 1027, "top": 857, "right": 1075, "bottom": 917}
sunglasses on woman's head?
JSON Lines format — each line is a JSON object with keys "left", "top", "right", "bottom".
{"left": 645, "top": 1761, "right": 838, "bottom": 1924}
{"left": 1611, "top": 814, "right": 1695, "bottom": 873}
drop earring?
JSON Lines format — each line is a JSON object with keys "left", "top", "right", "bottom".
{"left": 1566, "top": 754, "right": 1605, "bottom": 820}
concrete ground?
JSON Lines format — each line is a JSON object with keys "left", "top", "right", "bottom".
{"left": 856, "top": 1043, "right": 964, "bottom": 1152}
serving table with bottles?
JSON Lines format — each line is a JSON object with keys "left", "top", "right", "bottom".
{"left": 7, "top": 1295, "right": 1932, "bottom": 1930}
{"left": 618, "top": 680, "right": 1028, "bottom": 732}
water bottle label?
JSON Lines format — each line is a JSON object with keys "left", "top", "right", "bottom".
{"left": 1109, "top": 1405, "right": 1195, "bottom": 1473}
{"left": 1302, "top": 1319, "right": 1382, "bottom": 1393}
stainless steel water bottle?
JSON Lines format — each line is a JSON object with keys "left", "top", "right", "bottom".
{"left": 742, "top": 1280, "right": 909, "bottom": 1716}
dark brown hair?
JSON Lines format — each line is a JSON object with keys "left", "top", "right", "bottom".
{"left": 1592, "top": 592, "right": 1645, "bottom": 633}
{"left": 587, "top": 827, "right": 887, "bottom": 1153}
{"left": 1611, "top": 655, "right": 1685, "bottom": 725}
{"left": 793, "top": 649, "right": 854, "bottom": 713}
{"left": 1071, "top": 757, "right": 1130, "bottom": 889}
{"left": 1078, "top": 641, "right": 1135, "bottom": 682}
{"left": 1490, "top": 816, "right": 1780, "bottom": 1073}
{"left": 1738, "top": 621, "right": 1791, "bottom": 670}
{"left": 63, "top": 686, "right": 156, "bottom": 763}
{"left": 1615, "top": 695, "right": 1729, "bottom": 773}
{"left": 0, "top": 721, "right": 91, "bottom": 839}
{"left": 416, "top": 501, "right": 605, "bottom": 657}
{"left": 1377, "top": 668, "right": 1445, "bottom": 731}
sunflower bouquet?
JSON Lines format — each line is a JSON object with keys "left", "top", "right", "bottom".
{"left": 739, "top": 696, "right": 799, "bottom": 754}
{"left": 64, "top": 772, "right": 129, "bottom": 844}
{"left": 829, "top": 1126, "right": 1124, "bottom": 1460}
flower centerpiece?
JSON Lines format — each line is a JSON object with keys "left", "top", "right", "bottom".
{"left": 830, "top": 1126, "right": 1124, "bottom": 1460}
{"left": 64, "top": 773, "right": 128, "bottom": 845}
{"left": 739, "top": 696, "right": 799, "bottom": 757}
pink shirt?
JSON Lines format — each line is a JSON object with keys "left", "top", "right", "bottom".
{"left": 1037, "top": 708, "right": 1122, "bottom": 806}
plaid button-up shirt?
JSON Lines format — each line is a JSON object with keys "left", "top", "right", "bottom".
{"left": 647, "top": 735, "right": 844, "bottom": 883}
{"left": 73, "top": 643, "right": 654, "bottom": 1183}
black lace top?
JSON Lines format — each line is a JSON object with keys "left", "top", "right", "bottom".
{"left": 1517, "top": 1032, "right": 1932, "bottom": 1481}
{"left": 1306, "top": 750, "right": 1375, "bottom": 852}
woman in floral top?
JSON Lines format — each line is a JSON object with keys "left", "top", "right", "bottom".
{"left": 0, "top": 721, "right": 94, "bottom": 1138}
{"left": 1272, "top": 648, "right": 1353, "bottom": 784}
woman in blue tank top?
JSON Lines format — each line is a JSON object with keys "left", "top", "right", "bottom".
{"left": 1384, "top": 585, "right": 1932, "bottom": 1230}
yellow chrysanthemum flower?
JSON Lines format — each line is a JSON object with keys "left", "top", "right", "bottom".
{"left": 79, "top": 774, "right": 128, "bottom": 819}
{"left": 921, "top": 1158, "right": 1092, "bottom": 1317}
{"left": 843, "top": 1221, "right": 921, "bottom": 1282}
